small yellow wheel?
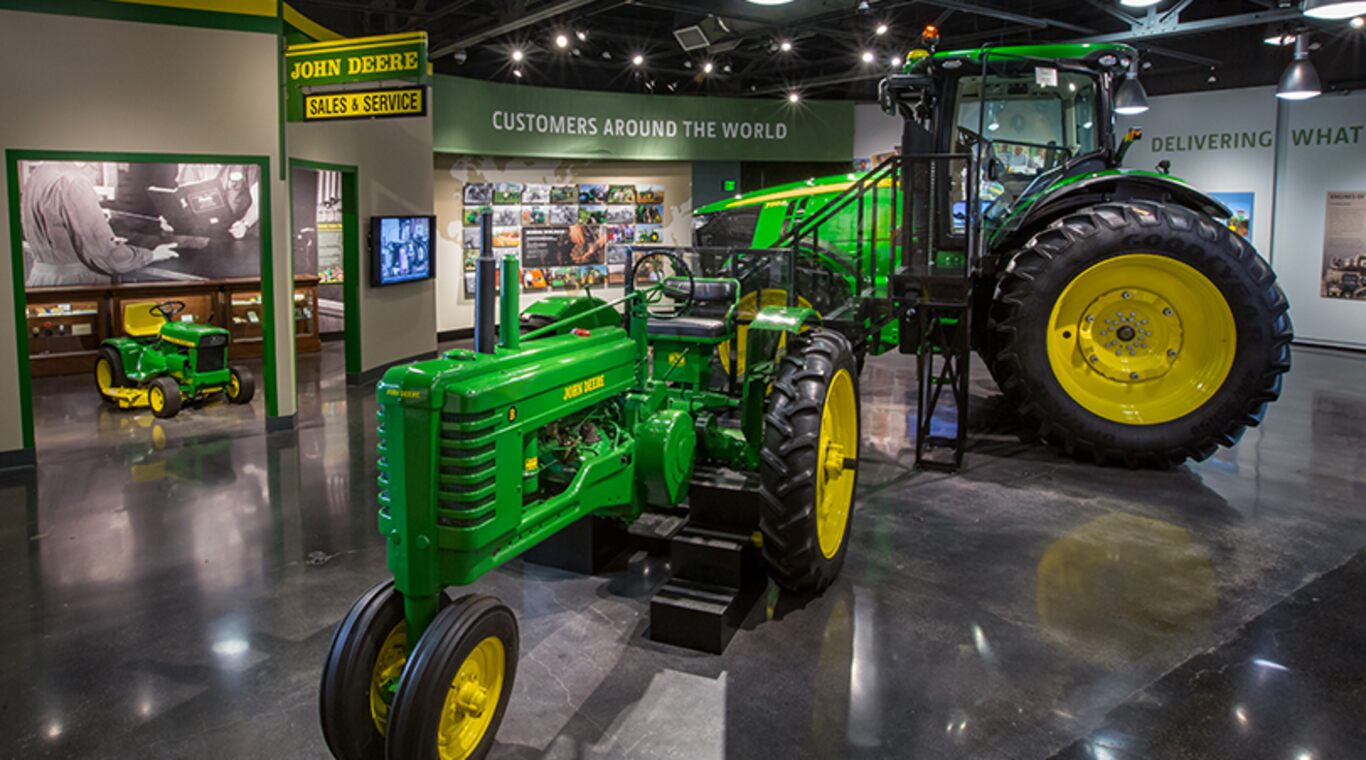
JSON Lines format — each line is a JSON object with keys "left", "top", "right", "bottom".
{"left": 386, "top": 595, "right": 519, "bottom": 760}
{"left": 148, "top": 377, "right": 181, "bottom": 419}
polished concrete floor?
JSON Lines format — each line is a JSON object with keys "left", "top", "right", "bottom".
{"left": 3, "top": 342, "right": 1366, "bottom": 759}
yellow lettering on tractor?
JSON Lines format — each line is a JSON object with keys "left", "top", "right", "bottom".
{"left": 667, "top": 352, "right": 686, "bottom": 367}
{"left": 563, "top": 374, "right": 606, "bottom": 401}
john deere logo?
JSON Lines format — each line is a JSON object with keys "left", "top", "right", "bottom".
{"left": 508, "top": 406, "right": 517, "bottom": 422}
{"left": 563, "top": 374, "right": 605, "bottom": 401}
{"left": 667, "top": 352, "right": 686, "bottom": 367}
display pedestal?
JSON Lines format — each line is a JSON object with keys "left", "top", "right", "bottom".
{"left": 649, "top": 467, "right": 767, "bottom": 654}
{"left": 523, "top": 514, "right": 629, "bottom": 576}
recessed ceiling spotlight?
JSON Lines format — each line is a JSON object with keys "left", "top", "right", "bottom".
{"left": 703, "top": 61, "right": 715, "bottom": 73}
{"left": 746, "top": 0, "right": 795, "bottom": 4}
{"left": 876, "top": 23, "right": 888, "bottom": 35}
{"left": 1352, "top": 15, "right": 1366, "bottom": 27}
{"left": 1120, "top": 0, "right": 1162, "bottom": 7}
{"left": 632, "top": 54, "right": 645, "bottom": 66}
{"left": 576, "top": 30, "right": 588, "bottom": 41}
{"left": 780, "top": 40, "right": 793, "bottom": 52}
{"left": 513, "top": 68, "right": 523, "bottom": 78}
{"left": 602, "top": 50, "right": 612, "bottom": 60}
{"left": 1304, "top": 0, "right": 1366, "bottom": 20}
{"left": 891, "top": 55, "right": 902, "bottom": 66}
{"left": 861, "top": 50, "right": 875, "bottom": 63}
{"left": 554, "top": 33, "right": 569, "bottom": 49}
{"left": 511, "top": 49, "right": 524, "bottom": 62}
{"left": 723, "top": 63, "right": 732, "bottom": 73}
{"left": 788, "top": 91, "right": 800, "bottom": 103}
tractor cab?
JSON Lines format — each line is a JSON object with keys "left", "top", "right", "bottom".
{"left": 882, "top": 43, "right": 1132, "bottom": 247}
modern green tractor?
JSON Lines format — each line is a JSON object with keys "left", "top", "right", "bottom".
{"left": 693, "top": 37, "right": 1291, "bottom": 468}
{"left": 320, "top": 234, "right": 860, "bottom": 760}
{"left": 94, "top": 300, "right": 255, "bottom": 419}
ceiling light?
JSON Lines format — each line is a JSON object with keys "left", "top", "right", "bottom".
{"left": 876, "top": 23, "right": 889, "bottom": 35}
{"left": 576, "top": 30, "right": 588, "bottom": 41}
{"left": 746, "top": 0, "right": 795, "bottom": 4}
{"left": 1264, "top": 30, "right": 1296, "bottom": 45}
{"left": 632, "top": 54, "right": 644, "bottom": 66}
{"left": 861, "top": 50, "right": 875, "bottom": 63}
{"left": 788, "top": 91, "right": 800, "bottom": 103}
{"left": 723, "top": 63, "right": 732, "bottom": 73}
{"left": 1352, "top": 15, "right": 1365, "bottom": 27}
{"left": 511, "top": 49, "right": 524, "bottom": 62}
{"left": 891, "top": 56, "right": 902, "bottom": 66}
{"left": 1303, "top": 0, "right": 1366, "bottom": 19}
{"left": 703, "top": 61, "right": 714, "bottom": 73}
{"left": 554, "top": 33, "right": 569, "bottom": 49}
{"left": 1277, "top": 33, "right": 1322, "bottom": 99}
{"left": 1120, "top": 0, "right": 1163, "bottom": 7}
{"left": 780, "top": 40, "right": 793, "bottom": 52}
{"left": 1114, "top": 58, "right": 1150, "bottom": 114}
{"left": 513, "top": 68, "right": 523, "bottom": 78}
{"left": 602, "top": 51, "right": 612, "bottom": 60}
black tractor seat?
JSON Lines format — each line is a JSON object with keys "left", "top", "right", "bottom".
{"left": 646, "top": 317, "right": 729, "bottom": 340}
{"left": 662, "top": 277, "right": 737, "bottom": 304}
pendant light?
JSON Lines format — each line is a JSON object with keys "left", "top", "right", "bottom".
{"left": 1114, "top": 58, "right": 1149, "bottom": 115}
{"left": 1302, "top": 0, "right": 1366, "bottom": 20}
{"left": 1276, "top": 33, "right": 1322, "bottom": 100}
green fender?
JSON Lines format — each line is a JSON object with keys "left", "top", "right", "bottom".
{"left": 744, "top": 304, "right": 820, "bottom": 369}
{"left": 520, "top": 295, "right": 621, "bottom": 336}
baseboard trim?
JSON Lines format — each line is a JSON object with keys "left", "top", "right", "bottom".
{"left": 437, "top": 327, "right": 473, "bottom": 343}
{"left": 346, "top": 350, "right": 439, "bottom": 386}
{"left": 266, "top": 414, "right": 297, "bottom": 433}
{"left": 0, "top": 447, "right": 37, "bottom": 470}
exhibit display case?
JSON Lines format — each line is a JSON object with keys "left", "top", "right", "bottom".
{"left": 25, "top": 276, "right": 321, "bottom": 377}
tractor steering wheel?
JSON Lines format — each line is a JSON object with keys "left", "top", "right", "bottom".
{"left": 150, "top": 300, "right": 187, "bottom": 322}
{"left": 629, "top": 250, "right": 694, "bottom": 320}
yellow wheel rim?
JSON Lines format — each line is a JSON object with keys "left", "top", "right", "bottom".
{"left": 1046, "top": 254, "right": 1236, "bottom": 425}
{"left": 149, "top": 385, "right": 165, "bottom": 413}
{"left": 437, "top": 636, "right": 506, "bottom": 760}
{"left": 815, "top": 368, "right": 857, "bottom": 559}
{"left": 369, "top": 622, "right": 407, "bottom": 735}
{"left": 227, "top": 374, "right": 240, "bottom": 400}
{"left": 717, "top": 289, "right": 814, "bottom": 376}
{"left": 96, "top": 358, "right": 114, "bottom": 395}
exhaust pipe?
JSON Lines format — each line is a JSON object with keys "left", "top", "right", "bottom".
{"left": 474, "top": 210, "right": 496, "bottom": 354}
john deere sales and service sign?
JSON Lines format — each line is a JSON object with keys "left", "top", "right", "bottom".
{"left": 432, "top": 76, "right": 854, "bottom": 162}
{"left": 303, "top": 86, "right": 426, "bottom": 121}
{"left": 286, "top": 32, "right": 427, "bottom": 122}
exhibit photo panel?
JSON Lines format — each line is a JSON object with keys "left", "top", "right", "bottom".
{"left": 8, "top": 150, "right": 281, "bottom": 448}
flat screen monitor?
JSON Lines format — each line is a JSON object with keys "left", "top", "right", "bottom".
{"left": 371, "top": 215, "right": 435, "bottom": 286}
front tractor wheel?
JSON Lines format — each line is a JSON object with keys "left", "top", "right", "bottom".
{"left": 319, "top": 579, "right": 408, "bottom": 760}
{"left": 990, "top": 202, "right": 1292, "bottom": 467}
{"left": 148, "top": 377, "right": 182, "bottom": 419}
{"left": 225, "top": 366, "right": 255, "bottom": 405}
{"left": 759, "top": 329, "right": 860, "bottom": 593}
{"left": 386, "top": 595, "right": 518, "bottom": 760}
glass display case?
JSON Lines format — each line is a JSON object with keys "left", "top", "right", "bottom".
{"left": 26, "top": 298, "right": 104, "bottom": 375}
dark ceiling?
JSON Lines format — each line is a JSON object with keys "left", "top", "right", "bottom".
{"left": 291, "top": 0, "right": 1366, "bottom": 99}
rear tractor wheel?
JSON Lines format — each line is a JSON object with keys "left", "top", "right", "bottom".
{"left": 94, "top": 347, "right": 126, "bottom": 406}
{"left": 989, "top": 201, "right": 1292, "bottom": 467}
{"left": 759, "top": 329, "right": 860, "bottom": 593}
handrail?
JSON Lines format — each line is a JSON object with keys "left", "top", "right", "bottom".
{"left": 773, "top": 154, "right": 900, "bottom": 248}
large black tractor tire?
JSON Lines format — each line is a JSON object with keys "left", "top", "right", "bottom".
{"left": 988, "top": 201, "right": 1292, "bottom": 467}
{"left": 759, "top": 329, "right": 861, "bottom": 593}
{"left": 386, "top": 594, "right": 519, "bottom": 760}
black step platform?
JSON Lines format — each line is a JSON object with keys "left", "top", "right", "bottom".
{"left": 648, "top": 466, "right": 768, "bottom": 654}
{"left": 523, "top": 514, "right": 629, "bottom": 576}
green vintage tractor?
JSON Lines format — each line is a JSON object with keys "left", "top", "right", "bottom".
{"left": 693, "top": 38, "right": 1291, "bottom": 468}
{"left": 320, "top": 240, "right": 860, "bottom": 760}
{"left": 94, "top": 300, "right": 255, "bottom": 419}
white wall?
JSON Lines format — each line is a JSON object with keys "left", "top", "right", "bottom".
{"left": 0, "top": 9, "right": 296, "bottom": 453}
{"left": 433, "top": 156, "right": 693, "bottom": 332}
{"left": 287, "top": 115, "right": 437, "bottom": 371}
{"left": 1270, "top": 91, "right": 1366, "bottom": 349}
{"left": 854, "top": 103, "right": 901, "bottom": 164}
{"left": 1118, "top": 86, "right": 1279, "bottom": 256}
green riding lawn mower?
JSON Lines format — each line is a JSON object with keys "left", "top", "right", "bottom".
{"left": 94, "top": 300, "right": 255, "bottom": 419}
{"left": 319, "top": 37, "right": 1293, "bottom": 760}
